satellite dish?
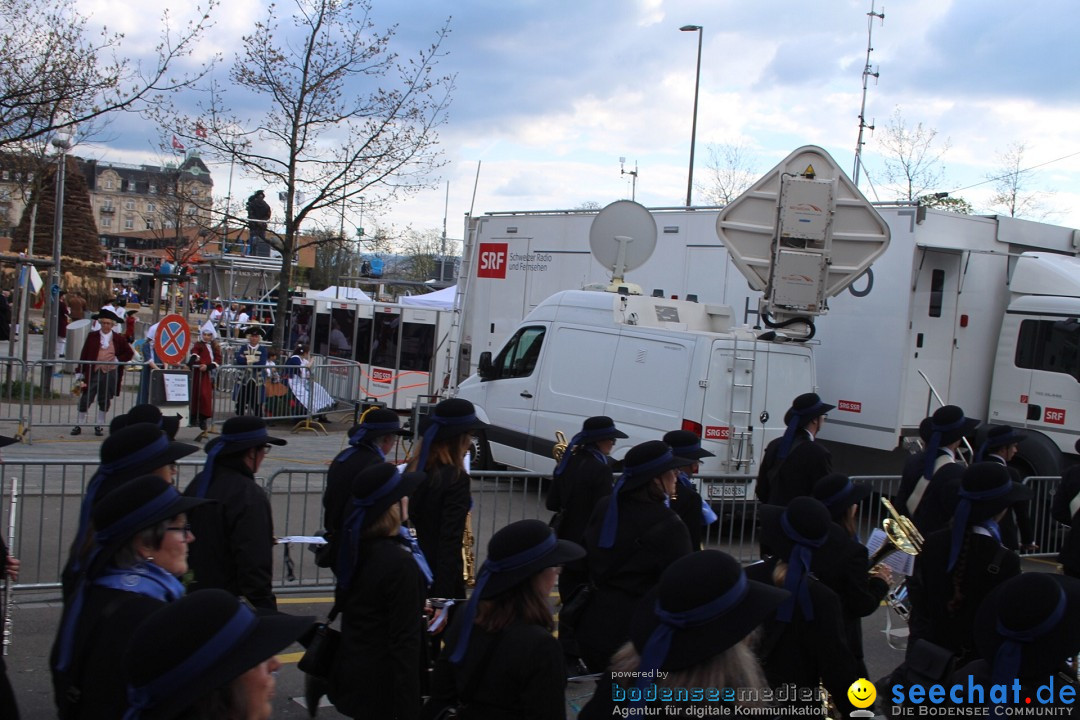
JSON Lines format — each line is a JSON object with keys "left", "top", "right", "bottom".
{"left": 589, "top": 200, "right": 657, "bottom": 285}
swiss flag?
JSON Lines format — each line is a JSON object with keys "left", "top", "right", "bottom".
{"left": 171, "top": 135, "right": 186, "bottom": 151}
{"left": 195, "top": 123, "right": 207, "bottom": 139}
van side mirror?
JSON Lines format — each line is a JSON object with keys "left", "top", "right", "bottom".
{"left": 477, "top": 351, "right": 494, "bottom": 380}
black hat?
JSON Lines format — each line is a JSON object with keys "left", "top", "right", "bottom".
{"left": 662, "top": 429, "right": 715, "bottom": 461}
{"left": 758, "top": 497, "right": 838, "bottom": 622}
{"left": 978, "top": 425, "right": 1026, "bottom": 458}
{"left": 124, "top": 589, "right": 313, "bottom": 720}
{"left": 89, "top": 475, "right": 208, "bottom": 577}
{"left": 447, "top": 520, "right": 583, "bottom": 665}
{"left": 579, "top": 416, "right": 629, "bottom": 442}
{"left": 204, "top": 416, "right": 286, "bottom": 457}
{"left": 418, "top": 398, "right": 487, "bottom": 443}
{"left": 812, "top": 473, "right": 872, "bottom": 519}
{"left": 100, "top": 424, "right": 199, "bottom": 489}
{"left": 0, "top": 436, "right": 18, "bottom": 449}
{"left": 782, "top": 392, "right": 835, "bottom": 427}
{"left": 924, "top": 405, "right": 979, "bottom": 446}
{"left": 975, "top": 572, "right": 1080, "bottom": 684}
{"left": 946, "top": 462, "right": 1032, "bottom": 571}
{"left": 242, "top": 325, "right": 265, "bottom": 338}
{"left": 93, "top": 308, "right": 124, "bottom": 324}
{"left": 596, "top": 441, "right": 693, "bottom": 549}
{"left": 127, "top": 404, "right": 181, "bottom": 441}
{"left": 347, "top": 407, "right": 409, "bottom": 440}
{"left": 629, "top": 550, "right": 788, "bottom": 673}
{"left": 349, "top": 463, "right": 424, "bottom": 530}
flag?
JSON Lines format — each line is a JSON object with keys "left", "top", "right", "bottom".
{"left": 28, "top": 266, "right": 42, "bottom": 293}
{"left": 195, "top": 123, "right": 207, "bottom": 139}
{"left": 171, "top": 135, "right": 186, "bottom": 151}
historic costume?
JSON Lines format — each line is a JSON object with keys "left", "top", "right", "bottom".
{"left": 188, "top": 323, "right": 222, "bottom": 433}
{"left": 73, "top": 309, "right": 133, "bottom": 436}
{"left": 233, "top": 326, "right": 268, "bottom": 417}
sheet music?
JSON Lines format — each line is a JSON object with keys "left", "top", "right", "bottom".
{"left": 866, "top": 528, "right": 916, "bottom": 576}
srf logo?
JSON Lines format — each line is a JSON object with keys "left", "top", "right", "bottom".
{"left": 704, "top": 426, "right": 730, "bottom": 440}
{"left": 1045, "top": 407, "right": 1066, "bottom": 425}
{"left": 477, "top": 243, "right": 508, "bottom": 279}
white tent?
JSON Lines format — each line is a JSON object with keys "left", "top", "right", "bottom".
{"left": 399, "top": 285, "right": 457, "bottom": 310}
{"left": 306, "top": 286, "right": 374, "bottom": 302}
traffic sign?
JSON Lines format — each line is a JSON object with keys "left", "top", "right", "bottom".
{"left": 155, "top": 314, "right": 192, "bottom": 365}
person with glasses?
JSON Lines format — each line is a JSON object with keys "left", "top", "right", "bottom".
{"left": 183, "top": 416, "right": 287, "bottom": 610}
{"left": 51, "top": 475, "right": 209, "bottom": 719}
{"left": 755, "top": 392, "right": 835, "bottom": 507}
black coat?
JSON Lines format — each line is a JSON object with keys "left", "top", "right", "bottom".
{"left": 323, "top": 443, "right": 385, "bottom": 573}
{"left": 1059, "top": 510, "right": 1080, "bottom": 578}
{"left": 410, "top": 464, "right": 471, "bottom": 600}
{"left": 895, "top": 450, "right": 964, "bottom": 537}
{"left": 422, "top": 618, "right": 566, "bottom": 720}
{"left": 745, "top": 558, "right": 860, "bottom": 716}
{"left": 984, "top": 454, "right": 1034, "bottom": 550}
{"left": 50, "top": 587, "right": 164, "bottom": 719}
{"left": 545, "top": 449, "right": 613, "bottom": 546}
{"left": 183, "top": 459, "right": 277, "bottom": 610}
{"left": 669, "top": 479, "right": 707, "bottom": 550}
{"left": 907, "top": 528, "right": 1020, "bottom": 665}
{"left": 330, "top": 536, "right": 426, "bottom": 719}
{"left": 811, "top": 530, "right": 889, "bottom": 665}
{"left": 576, "top": 494, "right": 692, "bottom": 672}
{"left": 755, "top": 432, "right": 832, "bottom": 506}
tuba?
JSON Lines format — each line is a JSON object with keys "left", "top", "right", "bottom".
{"left": 869, "top": 497, "right": 924, "bottom": 618}
{"left": 552, "top": 431, "right": 568, "bottom": 462}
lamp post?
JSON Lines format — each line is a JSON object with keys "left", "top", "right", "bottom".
{"left": 680, "top": 24, "right": 703, "bottom": 207}
{"left": 45, "top": 126, "right": 75, "bottom": 378}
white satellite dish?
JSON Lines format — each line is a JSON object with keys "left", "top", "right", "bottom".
{"left": 589, "top": 200, "right": 657, "bottom": 290}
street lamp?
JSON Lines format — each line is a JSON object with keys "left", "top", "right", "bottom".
{"left": 45, "top": 125, "right": 75, "bottom": 372}
{"left": 680, "top": 24, "right": 703, "bottom": 207}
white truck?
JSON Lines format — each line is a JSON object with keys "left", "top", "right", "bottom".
{"left": 456, "top": 146, "right": 891, "bottom": 482}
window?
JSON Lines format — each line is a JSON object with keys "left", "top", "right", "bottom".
{"left": 105, "top": 179, "right": 114, "bottom": 190}
{"left": 145, "top": 220, "right": 153, "bottom": 230}
{"left": 125, "top": 199, "right": 135, "bottom": 210}
{"left": 149, "top": 184, "right": 157, "bottom": 194}
{"left": 186, "top": 206, "right": 197, "bottom": 215}
{"left": 146, "top": 202, "right": 155, "bottom": 212}
{"left": 400, "top": 321, "right": 436, "bottom": 371}
{"left": 928, "top": 269, "right": 945, "bottom": 318}
{"left": 493, "top": 326, "right": 545, "bottom": 379}
{"left": 102, "top": 200, "right": 113, "bottom": 211}
{"left": 1016, "top": 318, "right": 1080, "bottom": 382}
{"left": 0, "top": 171, "right": 7, "bottom": 181}
{"left": 124, "top": 217, "right": 134, "bottom": 230}
{"left": 101, "top": 217, "right": 111, "bottom": 228}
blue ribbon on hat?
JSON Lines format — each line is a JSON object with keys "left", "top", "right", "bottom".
{"left": 124, "top": 604, "right": 259, "bottom": 719}
{"left": 552, "top": 425, "right": 619, "bottom": 477}
{"left": 335, "top": 469, "right": 405, "bottom": 593}
{"left": 414, "top": 412, "right": 479, "bottom": 472}
{"left": 923, "top": 415, "right": 968, "bottom": 480}
{"left": 192, "top": 428, "right": 273, "bottom": 498}
{"left": 775, "top": 512, "right": 827, "bottom": 623}
{"left": 398, "top": 526, "right": 433, "bottom": 587}
{"left": 448, "top": 532, "right": 557, "bottom": 665}
{"left": 335, "top": 421, "right": 401, "bottom": 463}
{"left": 634, "top": 572, "right": 749, "bottom": 697}
{"left": 991, "top": 583, "right": 1067, "bottom": 686}
{"left": 820, "top": 480, "right": 856, "bottom": 509}
{"left": 947, "top": 480, "right": 1016, "bottom": 571}
{"left": 777, "top": 400, "right": 829, "bottom": 460}
{"left": 597, "top": 451, "right": 678, "bottom": 549}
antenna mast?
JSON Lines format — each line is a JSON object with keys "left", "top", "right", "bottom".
{"left": 852, "top": 1, "right": 884, "bottom": 186}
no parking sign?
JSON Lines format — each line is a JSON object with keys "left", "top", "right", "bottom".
{"left": 155, "top": 314, "right": 192, "bottom": 365}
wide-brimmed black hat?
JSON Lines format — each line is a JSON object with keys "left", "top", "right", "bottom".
{"left": 92, "top": 308, "right": 124, "bottom": 324}
{"left": 759, "top": 497, "right": 835, "bottom": 560}
{"left": 205, "top": 416, "right": 286, "bottom": 457}
{"left": 629, "top": 550, "right": 788, "bottom": 672}
{"left": 124, "top": 589, "right": 313, "bottom": 720}
{"left": 662, "top": 429, "right": 715, "bottom": 461}
{"left": 980, "top": 424, "right": 1026, "bottom": 453}
{"left": 89, "top": 475, "right": 209, "bottom": 577}
{"left": 125, "top": 404, "right": 182, "bottom": 441}
{"left": 974, "top": 572, "right": 1080, "bottom": 684}
{"left": 100, "top": 423, "right": 198, "bottom": 490}
{"left": 347, "top": 407, "right": 409, "bottom": 440}
{"left": 923, "top": 405, "right": 979, "bottom": 446}
{"left": 418, "top": 398, "right": 487, "bottom": 443}
{"left": 812, "top": 473, "right": 872, "bottom": 519}
{"left": 782, "top": 392, "right": 835, "bottom": 427}
{"left": 242, "top": 325, "right": 265, "bottom": 338}
{"left": 946, "top": 462, "right": 1032, "bottom": 571}
{"left": 578, "top": 416, "right": 629, "bottom": 442}
{"left": 617, "top": 440, "right": 694, "bottom": 494}
{"left": 0, "top": 436, "right": 18, "bottom": 449}
{"left": 349, "top": 463, "right": 424, "bottom": 530}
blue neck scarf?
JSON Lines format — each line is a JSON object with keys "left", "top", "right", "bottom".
{"left": 597, "top": 451, "right": 677, "bottom": 549}
{"left": 448, "top": 532, "right": 557, "bottom": 665}
{"left": 775, "top": 513, "right": 827, "bottom": 622}
{"left": 923, "top": 415, "right": 967, "bottom": 480}
{"left": 335, "top": 422, "right": 400, "bottom": 463}
{"left": 947, "top": 481, "right": 1015, "bottom": 571}
{"left": 124, "top": 604, "right": 258, "bottom": 719}
{"left": 335, "top": 470, "right": 404, "bottom": 593}
{"left": 676, "top": 471, "right": 718, "bottom": 526}
{"left": 415, "top": 412, "right": 479, "bottom": 473}
{"left": 193, "top": 428, "right": 272, "bottom": 498}
{"left": 399, "top": 526, "right": 433, "bottom": 587}
{"left": 991, "top": 583, "right": 1067, "bottom": 686}
{"left": 552, "top": 427, "right": 618, "bottom": 477}
{"left": 94, "top": 561, "right": 185, "bottom": 602}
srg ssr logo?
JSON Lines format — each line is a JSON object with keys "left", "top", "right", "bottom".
{"left": 477, "top": 243, "right": 508, "bottom": 279}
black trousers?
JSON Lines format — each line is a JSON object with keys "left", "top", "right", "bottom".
{"left": 77, "top": 370, "right": 118, "bottom": 413}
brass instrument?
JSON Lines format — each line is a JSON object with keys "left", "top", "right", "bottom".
{"left": 553, "top": 430, "right": 568, "bottom": 462}
{"left": 2, "top": 476, "right": 18, "bottom": 655}
{"left": 462, "top": 510, "right": 476, "bottom": 588}
{"left": 869, "top": 497, "right": 924, "bottom": 619}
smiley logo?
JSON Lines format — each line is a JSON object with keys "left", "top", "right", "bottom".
{"left": 847, "top": 678, "right": 876, "bottom": 709}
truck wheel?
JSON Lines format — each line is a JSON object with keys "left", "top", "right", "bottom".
{"left": 1011, "top": 431, "right": 1061, "bottom": 479}
{"left": 471, "top": 431, "right": 494, "bottom": 472}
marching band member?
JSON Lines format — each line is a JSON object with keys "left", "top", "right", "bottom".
{"left": 663, "top": 429, "right": 719, "bottom": 549}
{"left": 977, "top": 424, "right": 1037, "bottom": 552}
{"left": 755, "top": 393, "right": 834, "bottom": 506}
{"left": 188, "top": 323, "right": 222, "bottom": 437}
{"left": 896, "top": 405, "right": 977, "bottom": 536}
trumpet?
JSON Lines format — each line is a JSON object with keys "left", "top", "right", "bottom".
{"left": 553, "top": 431, "right": 568, "bottom": 462}
{"left": 869, "top": 497, "right": 924, "bottom": 619}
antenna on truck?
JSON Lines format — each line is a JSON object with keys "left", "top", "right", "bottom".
{"left": 588, "top": 200, "right": 658, "bottom": 295}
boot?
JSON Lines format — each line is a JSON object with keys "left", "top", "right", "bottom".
{"left": 303, "top": 673, "right": 328, "bottom": 717}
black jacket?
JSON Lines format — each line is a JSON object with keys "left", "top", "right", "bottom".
{"left": 576, "top": 494, "right": 692, "bottom": 672}
{"left": 812, "top": 531, "right": 889, "bottom": 663}
{"left": 895, "top": 450, "right": 964, "bottom": 536}
{"left": 422, "top": 619, "right": 566, "bottom": 720}
{"left": 755, "top": 432, "right": 832, "bottom": 506}
{"left": 183, "top": 459, "right": 277, "bottom": 609}
{"left": 330, "top": 536, "right": 426, "bottom": 719}
{"left": 669, "top": 479, "right": 707, "bottom": 550}
{"left": 323, "top": 443, "right": 385, "bottom": 573}
{"left": 545, "top": 449, "right": 613, "bottom": 546}
{"left": 984, "top": 455, "right": 1034, "bottom": 549}
{"left": 410, "top": 464, "right": 471, "bottom": 600}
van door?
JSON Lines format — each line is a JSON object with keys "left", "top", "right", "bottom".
{"left": 904, "top": 250, "right": 962, "bottom": 426}
{"left": 475, "top": 325, "right": 546, "bottom": 468}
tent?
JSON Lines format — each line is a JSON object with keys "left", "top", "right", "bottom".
{"left": 306, "top": 286, "right": 374, "bottom": 302}
{"left": 399, "top": 285, "right": 457, "bottom": 310}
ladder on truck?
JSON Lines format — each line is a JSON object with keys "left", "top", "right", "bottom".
{"left": 726, "top": 334, "right": 758, "bottom": 471}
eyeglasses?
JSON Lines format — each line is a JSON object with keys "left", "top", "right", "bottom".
{"left": 164, "top": 523, "right": 192, "bottom": 536}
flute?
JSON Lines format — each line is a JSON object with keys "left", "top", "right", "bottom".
{"left": 2, "top": 476, "right": 18, "bottom": 656}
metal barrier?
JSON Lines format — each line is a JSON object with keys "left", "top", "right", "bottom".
{"left": 0, "top": 356, "right": 27, "bottom": 438}
{"left": 25, "top": 360, "right": 145, "bottom": 441}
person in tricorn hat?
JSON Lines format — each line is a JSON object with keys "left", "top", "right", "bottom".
{"left": 577, "top": 440, "right": 694, "bottom": 673}
{"left": 72, "top": 308, "right": 134, "bottom": 437}
{"left": 422, "top": 520, "right": 584, "bottom": 719}
{"left": 755, "top": 392, "right": 835, "bottom": 506}
{"left": 51, "top": 475, "right": 209, "bottom": 719}
{"left": 183, "top": 416, "right": 287, "bottom": 610}
{"left": 977, "top": 424, "right": 1037, "bottom": 553}
{"left": 579, "top": 550, "right": 788, "bottom": 718}
{"left": 188, "top": 323, "right": 222, "bottom": 437}
{"left": 662, "top": 429, "right": 718, "bottom": 550}
{"left": 233, "top": 325, "right": 268, "bottom": 417}
{"left": 320, "top": 463, "right": 428, "bottom": 719}
{"left": 746, "top": 496, "right": 861, "bottom": 715}
{"left": 123, "top": 589, "right": 312, "bottom": 720}
{"left": 907, "top": 461, "right": 1029, "bottom": 667}
{"left": 896, "top": 404, "right": 979, "bottom": 535}
{"left": 319, "top": 408, "right": 409, "bottom": 574}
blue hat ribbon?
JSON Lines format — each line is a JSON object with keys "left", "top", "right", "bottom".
{"left": 775, "top": 512, "right": 827, "bottom": 622}
{"left": 597, "top": 450, "right": 677, "bottom": 549}
{"left": 335, "top": 469, "right": 405, "bottom": 592}
{"left": 947, "top": 480, "right": 1016, "bottom": 571}
{"left": 193, "top": 428, "right": 273, "bottom": 498}
{"left": 124, "top": 604, "right": 258, "bottom": 719}
{"left": 923, "top": 415, "right": 968, "bottom": 480}
{"left": 777, "top": 400, "right": 829, "bottom": 460}
{"left": 448, "top": 533, "right": 557, "bottom": 665}
{"left": 552, "top": 425, "right": 619, "bottom": 476}
{"left": 820, "top": 480, "right": 855, "bottom": 509}
{"left": 991, "top": 583, "right": 1066, "bottom": 686}
{"left": 398, "top": 526, "right": 433, "bottom": 587}
{"left": 415, "top": 413, "right": 478, "bottom": 472}
{"left": 335, "top": 421, "right": 401, "bottom": 463}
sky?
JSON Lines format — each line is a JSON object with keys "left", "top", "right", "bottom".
{"left": 71, "top": 0, "right": 1080, "bottom": 251}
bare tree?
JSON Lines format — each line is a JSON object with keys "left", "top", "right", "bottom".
{"left": 0, "top": 0, "right": 216, "bottom": 149}
{"left": 987, "top": 142, "right": 1053, "bottom": 220}
{"left": 698, "top": 142, "right": 759, "bottom": 205}
{"left": 164, "top": 0, "right": 453, "bottom": 348}
{"left": 876, "top": 108, "right": 951, "bottom": 202}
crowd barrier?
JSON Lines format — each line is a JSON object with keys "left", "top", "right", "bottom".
{"left": 0, "top": 357, "right": 27, "bottom": 437}
{"left": 24, "top": 360, "right": 143, "bottom": 439}
{"left": 0, "top": 462, "right": 1070, "bottom": 599}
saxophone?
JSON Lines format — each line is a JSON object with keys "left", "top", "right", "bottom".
{"left": 462, "top": 510, "right": 476, "bottom": 588}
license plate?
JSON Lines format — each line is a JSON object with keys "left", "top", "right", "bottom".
{"left": 707, "top": 484, "right": 747, "bottom": 500}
